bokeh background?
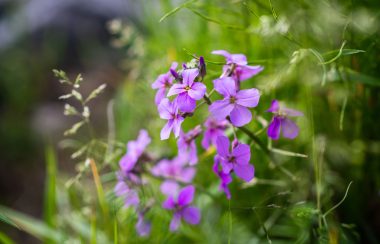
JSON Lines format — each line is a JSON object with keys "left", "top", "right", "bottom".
{"left": 0, "top": 0, "right": 379, "bottom": 243}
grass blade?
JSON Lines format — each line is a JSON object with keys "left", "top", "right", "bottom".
{"left": 159, "top": 0, "right": 197, "bottom": 23}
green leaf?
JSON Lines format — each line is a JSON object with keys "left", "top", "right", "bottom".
{"left": 0, "top": 205, "right": 66, "bottom": 242}
{"left": 327, "top": 67, "right": 380, "bottom": 86}
{"left": 159, "top": 0, "right": 197, "bottom": 23}
{"left": 0, "top": 213, "right": 19, "bottom": 229}
{"left": 44, "top": 145, "right": 58, "bottom": 243}
{"left": 0, "top": 231, "right": 15, "bottom": 244}
{"left": 270, "top": 148, "right": 308, "bottom": 158}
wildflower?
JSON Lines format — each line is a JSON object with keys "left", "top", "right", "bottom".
{"left": 213, "top": 157, "right": 232, "bottom": 199}
{"left": 136, "top": 212, "right": 151, "bottom": 237}
{"left": 266, "top": 99, "right": 303, "bottom": 140}
{"left": 215, "top": 136, "right": 254, "bottom": 182}
{"left": 212, "top": 50, "right": 263, "bottom": 85}
{"left": 201, "top": 118, "right": 228, "bottom": 149}
{"left": 177, "top": 125, "right": 202, "bottom": 165}
{"left": 162, "top": 185, "right": 201, "bottom": 231}
{"left": 158, "top": 98, "right": 184, "bottom": 140}
{"left": 119, "top": 129, "right": 151, "bottom": 172}
{"left": 167, "top": 68, "right": 206, "bottom": 113}
{"left": 151, "top": 156, "right": 196, "bottom": 196}
{"left": 152, "top": 62, "right": 178, "bottom": 105}
{"left": 209, "top": 77, "right": 260, "bottom": 127}
{"left": 114, "top": 172, "right": 140, "bottom": 207}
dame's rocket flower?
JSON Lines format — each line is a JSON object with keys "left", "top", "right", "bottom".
{"left": 177, "top": 125, "right": 202, "bottom": 165}
{"left": 213, "top": 157, "right": 232, "bottom": 199}
{"left": 215, "top": 136, "right": 254, "bottom": 182}
{"left": 158, "top": 98, "right": 184, "bottom": 140}
{"left": 212, "top": 50, "right": 263, "bottom": 84}
{"left": 201, "top": 118, "right": 228, "bottom": 149}
{"left": 162, "top": 185, "right": 201, "bottom": 231}
{"left": 151, "top": 156, "right": 196, "bottom": 196}
{"left": 209, "top": 77, "right": 260, "bottom": 127}
{"left": 167, "top": 68, "right": 206, "bottom": 113}
{"left": 119, "top": 129, "right": 151, "bottom": 173}
{"left": 114, "top": 173, "right": 140, "bottom": 207}
{"left": 266, "top": 99, "right": 303, "bottom": 140}
{"left": 152, "top": 62, "right": 178, "bottom": 105}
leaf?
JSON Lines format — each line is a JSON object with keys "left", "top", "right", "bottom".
{"left": 186, "top": 8, "right": 244, "bottom": 30}
{"left": 270, "top": 148, "right": 308, "bottom": 158}
{"left": 0, "top": 205, "right": 65, "bottom": 242}
{"left": 0, "top": 213, "right": 19, "bottom": 229}
{"left": 85, "top": 84, "right": 106, "bottom": 104}
{"left": 0, "top": 231, "right": 15, "bottom": 244}
{"left": 159, "top": 0, "right": 197, "bottom": 23}
{"left": 64, "top": 121, "right": 85, "bottom": 136}
{"left": 44, "top": 145, "right": 57, "bottom": 243}
{"left": 327, "top": 67, "right": 380, "bottom": 86}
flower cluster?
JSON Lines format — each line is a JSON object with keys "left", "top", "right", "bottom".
{"left": 114, "top": 50, "right": 304, "bottom": 236}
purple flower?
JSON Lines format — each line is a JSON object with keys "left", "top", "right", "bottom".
{"left": 212, "top": 50, "right": 263, "bottom": 83}
{"left": 213, "top": 157, "right": 232, "bottom": 199}
{"left": 167, "top": 68, "right": 206, "bottom": 113}
{"left": 114, "top": 173, "right": 140, "bottom": 207}
{"left": 151, "top": 156, "right": 196, "bottom": 196}
{"left": 209, "top": 77, "right": 260, "bottom": 127}
{"left": 215, "top": 136, "right": 255, "bottom": 182}
{"left": 177, "top": 125, "right": 202, "bottom": 165}
{"left": 158, "top": 98, "right": 184, "bottom": 140}
{"left": 266, "top": 100, "right": 303, "bottom": 140}
{"left": 152, "top": 62, "right": 178, "bottom": 105}
{"left": 201, "top": 118, "right": 228, "bottom": 149}
{"left": 162, "top": 185, "right": 201, "bottom": 231}
{"left": 136, "top": 213, "right": 151, "bottom": 237}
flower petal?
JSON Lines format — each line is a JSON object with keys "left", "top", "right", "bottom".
{"left": 267, "top": 100, "right": 280, "bottom": 113}
{"left": 236, "top": 88, "right": 260, "bottom": 107}
{"left": 161, "top": 180, "right": 180, "bottom": 197}
{"left": 155, "top": 88, "right": 167, "bottom": 105}
{"left": 178, "top": 185, "right": 195, "bottom": 206}
{"left": 211, "top": 50, "right": 231, "bottom": 60}
{"left": 172, "top": 117, "right": 184, "bottom": 138}
{"left": 221, "top": 159, "right": 233, "bottom": 174}
{"left": 182, "top": 206, "right": 201, "bottom": 225}
{"left": 234, "top": 164, "right": 254, "bottom": 182}
{"left": 230, "top": 54, "right": 248, "bottom": 65}
{"left": 232, "top": 143, "right": 251, "bottom": 165}
{"left": 158, "top": 98, "right": 173, "bottom": 119}
{"left": 230, "top": 105, "right": 252, "bottom": 127}
{"left": 124, "top": 189, "right": 139, "bottom": 207}
{"left": 182, "top": 68, "right": 199, "bottom": 87}
{"left": 267, "top": 117, "right": 281, "bottom": 140}
{"left": 282, "top": 108, "right": 304, "bottom": 117}
{"left": 209, "top": 99, "right": 234, "bottom": 121}
{"left": 167, "top": 83, "right": 185, "bottom": 97}
{"left": 216, "top": 136, "right": 230, "bottom": 157}
{"left": 235, "top": 65, "right": 263, "bottom": 81}
{"left": 281, "top": 118, "right": 299, "bottom": 139}
{"left": 169, "top": 213, "right": 181, "bottom": 232}
{"left": 161, "top": 120, "right": 173, "bottom": 140}
{"left": 162, "top": 196, "right": 176, "bottom": 209}
{"left": 213, "top": 77, "right": 236, "bottom": 97}
{"left": 176, "top": 93, "right": 196, "bottom": 113}
{"left": 151, "top": 74, "right": 166, "bottom": 89}
{"left": 136, "top": 214, "right": 151, "bottom": 237}
{"left": 188, "top": 82, "right": 206, "bottom": 100}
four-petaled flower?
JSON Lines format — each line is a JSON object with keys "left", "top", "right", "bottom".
{"left": 201, "top": 118, "right": 228, "bottom": 149}
{"left": 212, "top": 50, "right": 263, "bottom": 86}
{"left": 215, "top": 136, "right": 255, "bottom": 182}
{"left": 209, "top": 77, "right": 260, "bottom": 127}
{"left": 152, "top": 62, "right": 178, "bottom": 105}
{"left": 158, "top": 98, "right": 184, "bottom": 140}
{"left": 162, "top": 185, "right": 201, "bottom": 231}
{"left": 167, "top": 68, "right": 206, "bottom": 113}
{"left": 177, "top": 125, "right": 202, "bottom": 165}
{"left": 267, "top": 99, "right": 303, "bottom": 140}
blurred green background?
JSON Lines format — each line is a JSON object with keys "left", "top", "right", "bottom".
{"left": 0, "top": 0, "right": 379, "bottom": 243}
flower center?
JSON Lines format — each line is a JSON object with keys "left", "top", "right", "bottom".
{"left": 185, "top": 86, "right": 191, "bottom": 91}
{"left": 227, "top": 156, "right": 236, "bottom": 164}
{"left": 229, "top": 96, "right": 236, "bottom": 104}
